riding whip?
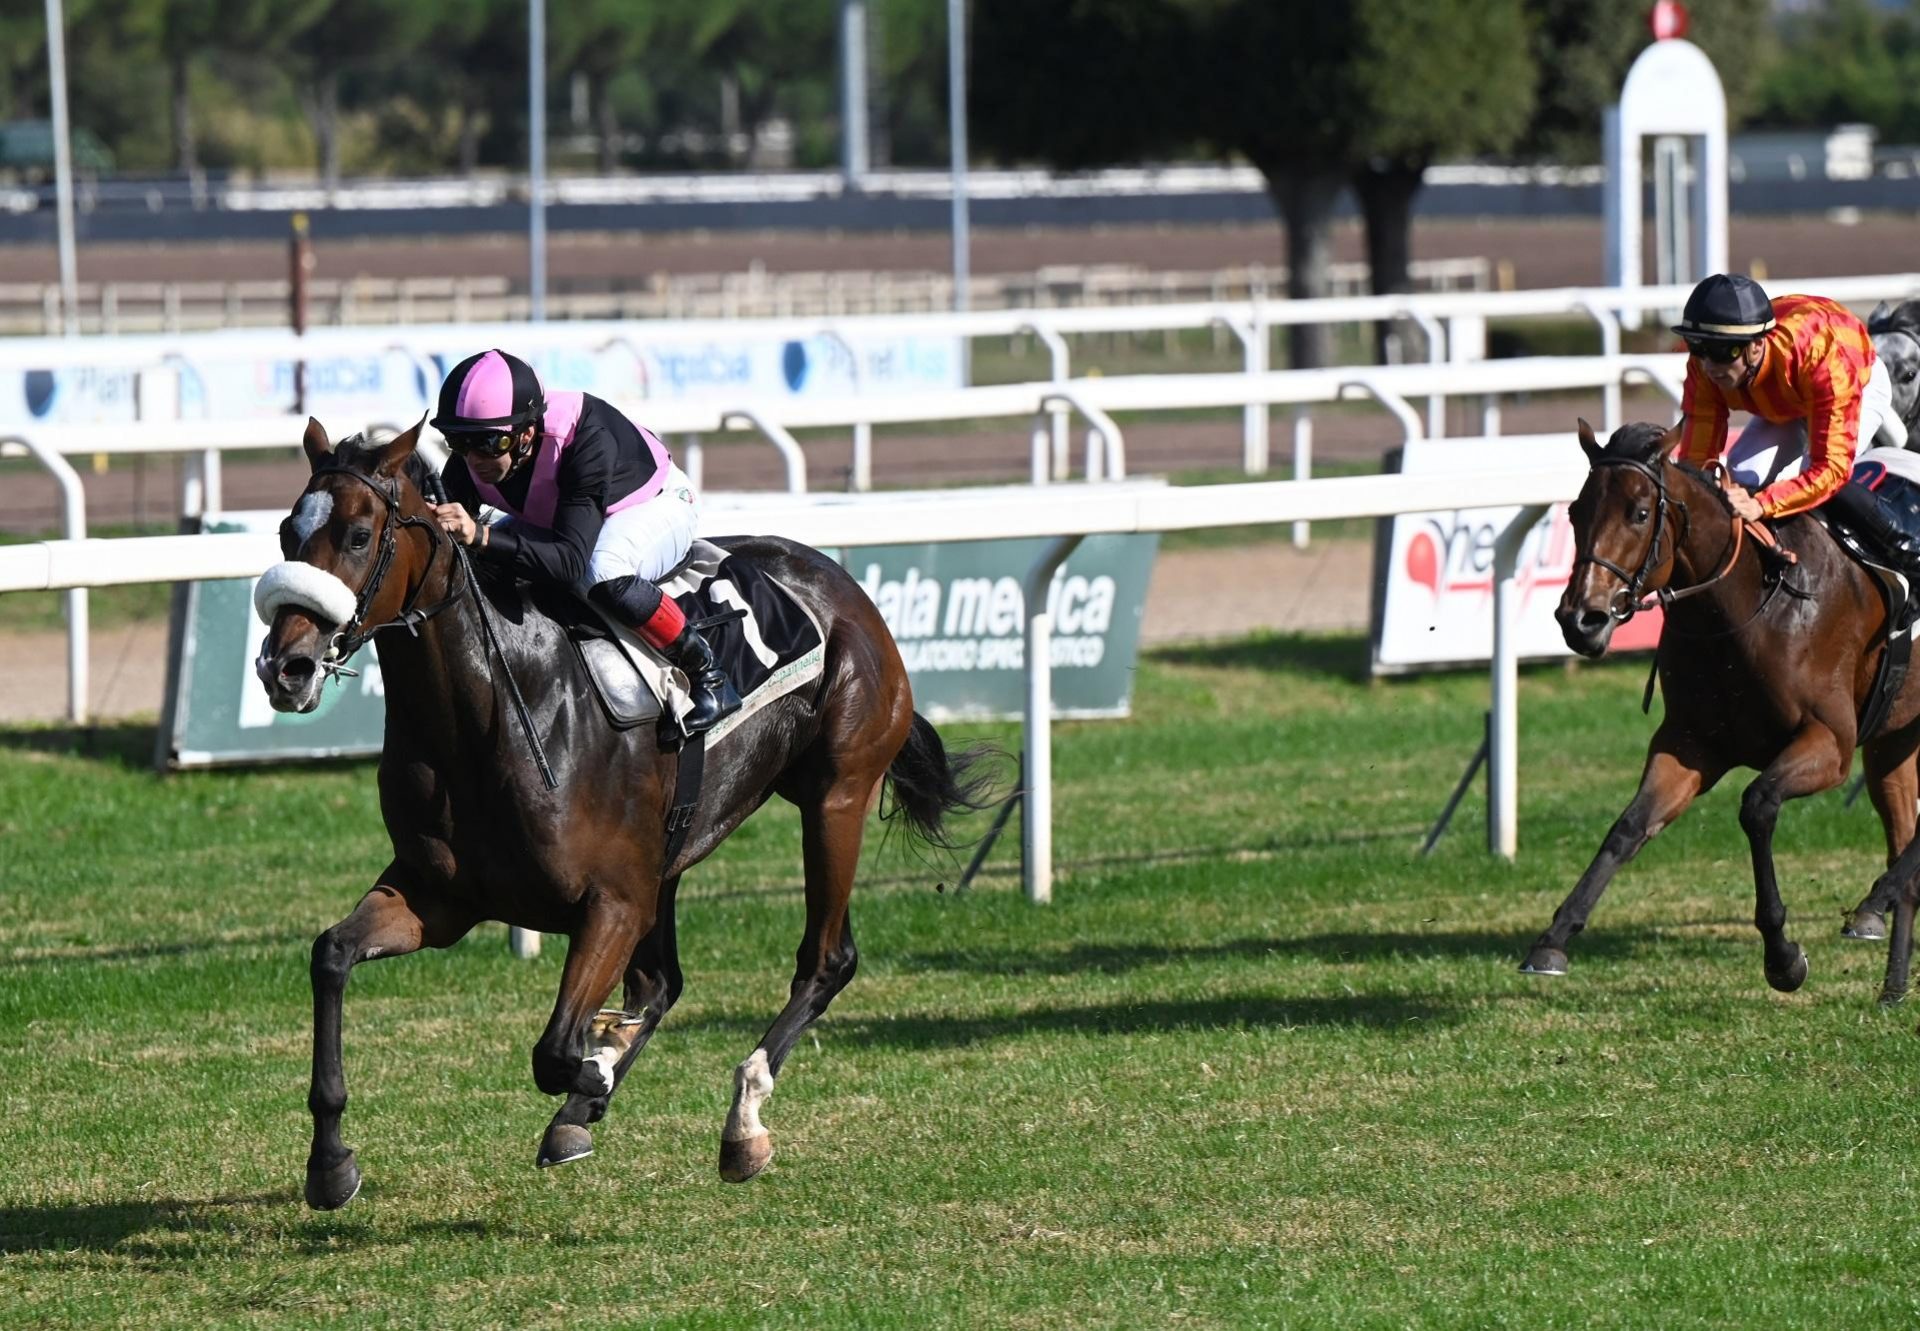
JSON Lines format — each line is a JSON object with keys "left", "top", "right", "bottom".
{"left": 424, "top": 471, "right": 559, "bottom": 791}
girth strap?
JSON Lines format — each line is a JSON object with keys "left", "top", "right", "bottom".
{"left": 662, "top": 732, "right": 708, "bottom": 879}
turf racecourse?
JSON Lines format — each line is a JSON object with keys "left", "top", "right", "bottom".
{"left": 4, "top": 632, "right": 1919, "bottom": 1329}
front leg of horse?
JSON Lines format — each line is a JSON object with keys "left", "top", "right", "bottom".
{"left": 529, "top": 898, "right": 644, "bottom": 1165}
{"left": 1521, "top": 741, "right": 1716, "bottom": 976}
{"left": 307, "top": 878, "right": 473, "bottom": 1210}
{"left": 1741, "top": 729, "right": 1850, "bottom": 993}
{"left": 540, "top": 897, "right": 684, "bottom": 1168}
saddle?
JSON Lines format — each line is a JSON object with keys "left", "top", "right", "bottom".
{"left": 1818, "top": 467, "right": 1920, "bottom": 741}
{"left": 533, "top": 539, "right": 827, "bottom": 746}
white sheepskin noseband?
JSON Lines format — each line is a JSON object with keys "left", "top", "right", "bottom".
{"left": 254, "top": 560, "right": 361, "bottom": 628}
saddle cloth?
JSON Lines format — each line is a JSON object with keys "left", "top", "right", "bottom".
{"left": 570, "top": 539, "right": 826, "bottom": 746}
{"left": 1823, "top": 451, "right": 1920, "bottom": 739}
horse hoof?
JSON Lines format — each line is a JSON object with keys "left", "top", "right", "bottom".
{"left": 1519, "top": 947, "right": 1569, "bottom": 976}
{"left": 1841, "top": 910, "right": 1887, "bottom": 941}
{"left": 305, "top": 1152, "right": 362, "bottom": 1211}
{"left": 719, "top": 1131, "right": 772, "bottom": 1183}
{"left": 537, "top": 1123, "right": 594, "bottom": 1169}
{"left": 1766, "top": 946, "right": 1809, "bottom": 994}
{"left": 1878, "top": 986, "right": 1908, "bottom": 1009}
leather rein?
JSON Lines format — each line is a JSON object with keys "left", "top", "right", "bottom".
{"left": 301, "top": 464, "right": 464, "bottom": 679}
{"left": 1574, "top": 455, "right": 1802, "bottom": 638}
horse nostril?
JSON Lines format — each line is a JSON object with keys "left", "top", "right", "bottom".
{"left": 1577, "top": 610, "right": 1611, "bottom": 636}
{"left": 279, "top": 656, "right": 317, "bottom": 687}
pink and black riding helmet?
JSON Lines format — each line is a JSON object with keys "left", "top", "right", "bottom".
{"left": 431, "top": 349, "right": 546, "bottom": 438}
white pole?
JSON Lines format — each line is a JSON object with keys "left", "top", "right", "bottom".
{"left": 528, "top": 0, "right": 547, "bottom": 323}
{"left": 1021, "top": 535, "right": 1081, "bottom": 903}
{"left": 840, "top": 0, "right": 869, "bottom": 188}
{"left": 947, "top": 0, "right": 970, "bottom": 381}
{"left": 44, "top": 0, "right": 79, "bottom": 337}
{"left": 1489, "top": 504, "right": 1547, "bottom": 859}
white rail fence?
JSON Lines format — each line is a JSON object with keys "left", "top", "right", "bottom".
{"left": 0, "top": 465, "right": 1588, "bottom": 904}
{"left": 4, "top": 272, "right": 1911, "bottom": 498}
{"left": 3, "top": 352, "right": 1684, "bottom": 723}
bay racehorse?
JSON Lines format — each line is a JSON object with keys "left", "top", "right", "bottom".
{"left": 1525, "top": 419, "right": 1920, "bottom": 992}
{"left": 255, "top": 419, "right": 993, "bottom": 1209}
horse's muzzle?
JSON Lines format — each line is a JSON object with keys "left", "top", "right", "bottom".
{"left": 1555, "top": 602, "right": 1615, "bottom": 659}
{"left": 255, "top": 638, "right": 326, "bottom": 713}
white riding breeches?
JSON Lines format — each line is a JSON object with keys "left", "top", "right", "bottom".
{"left": 1724, "top": 357, "right": 1902, "bottom": 490}
{"left": 585, "top": 464, "right": 701, "bottom": 587}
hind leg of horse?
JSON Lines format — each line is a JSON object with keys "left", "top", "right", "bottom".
{"left": 531, "top": 897, "right": 649, "bottom": 1106}
{"left": 307, "top": 874, "right": 477, "bottom": 1210}
{"left": 1740, "top": 725, "right": 1853, "bottom": 993}
{"left": 1873, "top": 832, "right": 1920, "bottom": 1004}
{"left": 1521, "top": 731, "right": 1723, "bottom": 976}
{"left": 1846, "top": 741, "right": 1920, "bottom": 940}
{"left": 539, "top": 881, "right": 685, "bottom": 1168}
{"left": 719, "top": 778, "right": 872, "bottom": 1183}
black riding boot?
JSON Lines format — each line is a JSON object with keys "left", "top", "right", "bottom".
{"left": 663, "top": 623, "right": 742, "bottom": 734}
{"left": 1828, "top": 482, "right": 1920, "bottom": 572}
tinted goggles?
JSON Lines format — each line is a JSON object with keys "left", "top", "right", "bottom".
{"left": 444, "top": 428, "right": 517, "bottom": 458}
{"left": 1684, "top": 337, "right": 1749, "bottom": 364}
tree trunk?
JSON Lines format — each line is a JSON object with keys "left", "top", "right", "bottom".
{"left": 457, "top": 101, "right": 483, "bottom": 178}
{"left": 170, "top": 52, "right": 197, "bottom": 175}
{"left": 1353, "top": 159, "right": 1426, "bottom": 362}
{"left": 596, "top": 77, "right": 619, "bottom": 174}
{"left": 304, "top": 74, "right": 341, "bottom": 194}
{"left": 1268, "top": 171, "right": 1345, "bottom": 370}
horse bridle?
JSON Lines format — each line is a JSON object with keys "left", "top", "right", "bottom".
{"left": 1573, "top": 455, "right": 1752, "bottom": 625}
{"left": 294, "top": 464, "right": 462, "bottom": 677}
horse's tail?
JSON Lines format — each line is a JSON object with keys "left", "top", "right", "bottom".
{"left": 879, "top": 712, "right": 1003, "bottom": 851}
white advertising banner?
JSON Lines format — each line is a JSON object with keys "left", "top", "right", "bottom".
{"left": 0, "top": 329, "right": 960, "bottom": 427}
{"left": 1372, "top": 434, "right": 1662, "bottom": 673}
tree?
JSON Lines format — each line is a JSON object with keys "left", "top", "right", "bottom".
{"left": 287, "top": 0, "right": 437, "bottom": 189}
{"left": 974, "top": 0, "right": 1535, "bottom": 368}
{"left": 1751, "top": 0, "right": 1920, "bottom": 141}
{"left": 1519, "top": 0, "right": 1775, "bottom": 162}
{"left": 157, "top": 0, "right": 308, "bottom": 174}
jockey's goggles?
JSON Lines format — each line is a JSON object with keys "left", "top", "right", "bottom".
{"left": 1684, "top": 336, "right": 1751, "bottom": 364}
{"left": 444, "top": 428, "right": 517, "bottom": 458}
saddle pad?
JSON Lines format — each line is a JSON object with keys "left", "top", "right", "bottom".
{"left": 590, "top": 539, "right": 827, "bottom": 746}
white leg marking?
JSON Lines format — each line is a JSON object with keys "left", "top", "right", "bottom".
{"left": 723, "top": 1048, "right": 774, "bottom": 1142}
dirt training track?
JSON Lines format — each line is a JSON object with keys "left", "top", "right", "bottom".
{"left": 2, "top": 215, "right": 1917, "bottom": 290}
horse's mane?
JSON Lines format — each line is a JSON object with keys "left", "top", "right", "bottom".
{"left": 1604, "top": 421, "right": 1727, "bottom": 503}
{"left": 332, "top": 432, "right": 439, "bottom": 497}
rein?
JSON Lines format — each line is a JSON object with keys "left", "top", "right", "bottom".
{"left": 310, "top": 464, "right": 463, "bottom": 679}
{"left": 1575, "top": 455, "right": 1802, "bottom": 637}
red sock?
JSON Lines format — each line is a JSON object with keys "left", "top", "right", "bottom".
{"left": 637, "top": 593, "right": 686, "bottom": 650}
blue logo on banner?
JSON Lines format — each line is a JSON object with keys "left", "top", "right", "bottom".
{"left": 782, "top": 341, "right": 808, "bottom": 392}
{"left": 25, "top": 369, "right": 55, "bottom": 418}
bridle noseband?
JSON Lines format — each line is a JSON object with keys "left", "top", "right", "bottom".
{"left": 304, "top": 464, "right": 462, "bottom": 677}
{"left": 1572, "top": 454, "right": 1789, "bottom": 634}
{"left": 1575, "top": 455, "right": 1680, "bottom": 622}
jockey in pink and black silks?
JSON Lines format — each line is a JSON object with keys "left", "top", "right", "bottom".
{"left": 427, "top": 348, "right": 741, "bottom": 733}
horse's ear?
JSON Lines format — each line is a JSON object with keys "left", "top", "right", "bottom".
{"left": 373, "top": 417, "right": 425, "bottom": 479}
{"left": 1658, "top": 421, "right": 1683, "bottom": 458}
{"left": 1576, "top": 418, "right": 1603, "bottom": 466}
{"left": 1870, "top": 300, "right": 1893, "bottom": 332}
{"left": 303, "top": 417, "right": 334, "bottom": 472}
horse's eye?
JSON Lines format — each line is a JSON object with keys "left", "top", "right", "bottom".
{"left": 348, "top": 527, "right": 373, "bottom": 551}
{"left": 1634, "top": 506, "right": 1651, "bottom": 523}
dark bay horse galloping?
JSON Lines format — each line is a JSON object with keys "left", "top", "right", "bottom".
{"left": 255, "top": 420, "right": 992, "bottom": 1209}
{"left": 1526, "top": 419, "right": 1920, "bottom": 991}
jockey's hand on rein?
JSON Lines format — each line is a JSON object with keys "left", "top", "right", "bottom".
{"left": 430, "top": 502, "right": 483, "bottom": 547}
{"left": 1725, "top": 484, "right": 1765, "bottom": 524}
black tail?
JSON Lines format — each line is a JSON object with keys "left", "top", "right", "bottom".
{"left": 880, "top": 712, "right": 1002, "bottom": 851}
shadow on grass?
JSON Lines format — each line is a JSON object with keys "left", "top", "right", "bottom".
{"left": 0, "top": 1192, "right": 293, "bottom": 1257}
{"left": 0, "top": 721, "right": 156, "bottom": 771}
{"left": 0, "top": 927, "right": 311, "bottom": 971}
{"left": 888, "top": 927, "right": 1656, "bottom": 977}
{"left": 1150, "top": 632, "right": 1370, "bottom": 684}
